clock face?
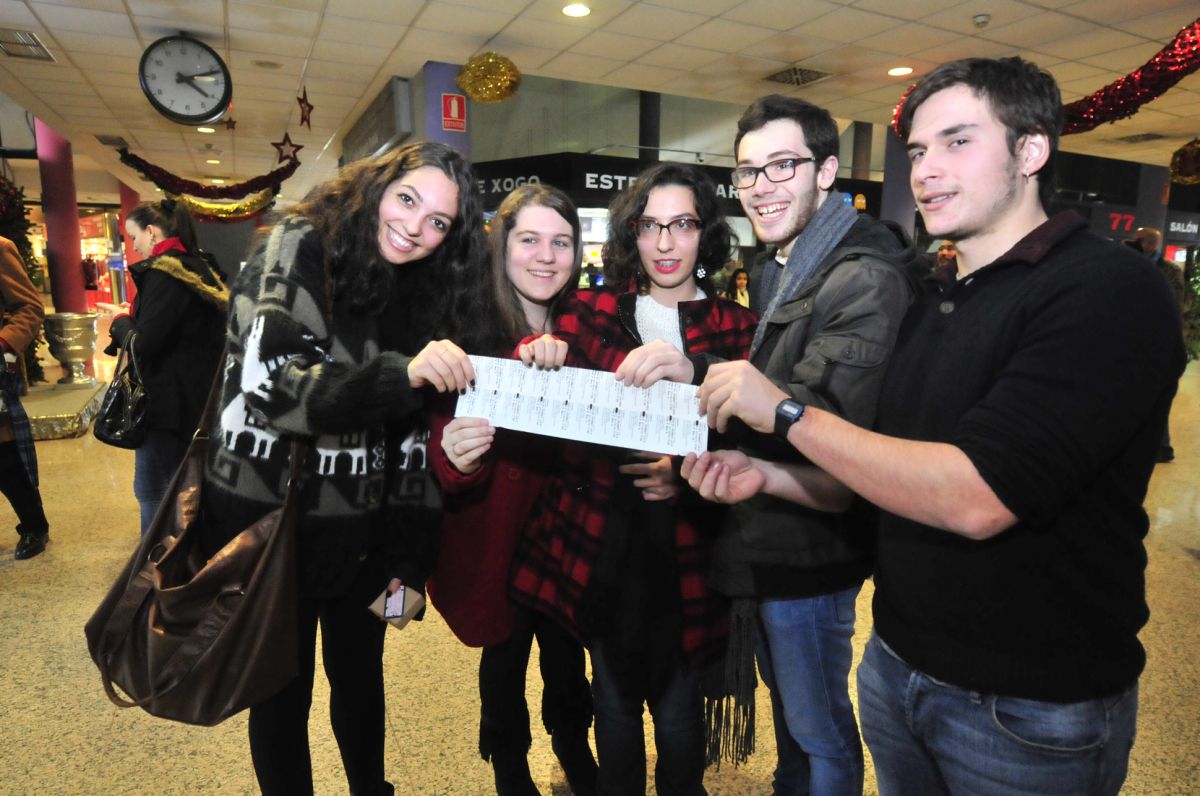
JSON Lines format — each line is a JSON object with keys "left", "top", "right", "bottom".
{"left": 139, "top": 36, "right": 232, "bottom": 125}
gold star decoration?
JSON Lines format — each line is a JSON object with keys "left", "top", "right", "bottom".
{"left": 297, "top": 87, "right": 314, "bottom": 130}
{"left": 271, "top": 132, "right": 303, "bottom": 164}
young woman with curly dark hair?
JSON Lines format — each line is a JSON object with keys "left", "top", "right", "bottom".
{"left": 200, "top": 140, "right": 487, "bottom": 796}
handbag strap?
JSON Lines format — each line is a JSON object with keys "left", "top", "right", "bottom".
{"left": 122, "top": 331, "right": 142, "bottom": 385}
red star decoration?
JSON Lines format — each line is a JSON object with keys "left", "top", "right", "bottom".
{"left": 223, "top": 117, "right": 237, "bottom": 131}
{"left": 297, "top": 86, "right": 314, "bottom": 130}
{"left": 271, "top": 132, "right": 303, "bottom": 164}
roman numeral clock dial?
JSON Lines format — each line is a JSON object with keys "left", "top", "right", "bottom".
{"left": 138, "top": 35, "right": 232, "bottom": 125}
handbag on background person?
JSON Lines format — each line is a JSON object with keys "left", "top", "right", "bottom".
{"left": 84, "top": 361, "right": 303, "bottom": 727}
{"left": 93, "top": 332, "right": 148, "bottom": 449}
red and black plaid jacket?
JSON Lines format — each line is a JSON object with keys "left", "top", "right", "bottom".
{"left": 510, "top": 287, "right": 758, "bottom": 667}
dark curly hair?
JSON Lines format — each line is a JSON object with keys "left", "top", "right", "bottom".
{"left": 602, "top": 163, "right": 732, "bottom": 296}
{"left": 290, "top": 141, "right": 486, "bottom": 347}
{"left": 487, "top": 183, "right": 582, "bottom": 348}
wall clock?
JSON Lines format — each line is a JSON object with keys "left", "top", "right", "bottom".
{"left": 138, "top": 35, "right": 232, "bottom": 125}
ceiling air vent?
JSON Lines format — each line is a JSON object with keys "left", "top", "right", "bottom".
{"left": 765, "top": 65, "right": 832, "bottom": 88}
{"left": 1115, "top": 132, "right": 1165, "bottom": 144}
{"left": 95, "top": 135, "right": 128, "bottom": 148}
{"left": 0, "top": 29, "right": 53, "bottom": 62}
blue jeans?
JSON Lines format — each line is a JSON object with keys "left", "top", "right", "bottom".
{"left": 858, "top": 634, "right": 1138, "bottom": 796}
{"left": 132, "top": 429, "right": 190, "bottom": 535}
{"left": 756, "top": 586, "right": 863, "bottom": 796}
{"left": 590, "top": 641, "right": 706, "bottom": 796}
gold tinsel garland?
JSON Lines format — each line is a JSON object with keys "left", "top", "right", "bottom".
{"left": 173, "top": 188, "right": 278, "bottom": 221}
{"left": 1170, "top": 138, "right": 1200, "bottom": 186}
{"left": 456, "top": 52, "right": 521, "bottom": 103}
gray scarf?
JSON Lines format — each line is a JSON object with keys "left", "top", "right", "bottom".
{"left": 750, "top": 196, "right": 859, "bottom": 356}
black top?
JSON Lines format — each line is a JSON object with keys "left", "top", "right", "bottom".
{"left": 108, "top": 250, "right": 228, "bottom": 435}
{"left": 872, "top": 212, "right": 1187, "bottom": 702}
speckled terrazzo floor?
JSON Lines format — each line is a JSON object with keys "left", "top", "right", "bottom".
{"left": 0, "top": 356, "right": 1195, "bottom": 795}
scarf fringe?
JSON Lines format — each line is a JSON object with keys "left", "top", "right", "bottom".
{"left": 704, "top": 597, "right": 757, "bottom": 769}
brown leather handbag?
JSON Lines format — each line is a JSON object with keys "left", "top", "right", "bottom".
{"left": 84, "top": 368, "right": 303, "bottom": 727}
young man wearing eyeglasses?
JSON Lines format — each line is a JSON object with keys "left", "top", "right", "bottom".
{"left": 695, "top": 95, "right": 919, "bottom": 794}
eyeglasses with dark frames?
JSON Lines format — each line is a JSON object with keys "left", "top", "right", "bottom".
{"left": 730, "top": 157, "right": 816, "bottom": 189}
{"left": 632, "top": 216, "right": 704, "bottom": 240}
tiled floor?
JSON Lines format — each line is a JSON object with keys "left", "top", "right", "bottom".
{"left": 0, "top": 352, "right": 1195, "bottom": 795}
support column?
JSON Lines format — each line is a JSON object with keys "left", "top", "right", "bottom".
{"left": 638, "top": 91, "right": 660, "bottom": 164}
{"left": 850, "top": 121, "right": 873, "bottom": 180}
{"left": 35, "top": 118, "right": 85, "bottom": 312}
{"left": 118, "top": 182, "right": 140, "bottom": 265}
{"left": 417, "top": 62, "right": 471, "bottom": 157}
{"left": 879, "top": 131, "right": 915, "bottom": 237}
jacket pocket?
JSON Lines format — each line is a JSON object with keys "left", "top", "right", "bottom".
{"left": 810, "top": 334, "right": 888, "bottom": 393}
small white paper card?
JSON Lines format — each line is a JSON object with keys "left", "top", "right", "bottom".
{"left": 455, "top": 355, "right": 708, "bottom": 456}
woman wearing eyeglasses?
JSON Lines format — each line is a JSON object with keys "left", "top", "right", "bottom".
{"left": 510, "top": 163, "right": 758, "bottom": 795}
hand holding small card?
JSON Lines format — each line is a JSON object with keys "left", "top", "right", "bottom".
{"left": 368, "top": 583, "right": 425, "bottom": 629}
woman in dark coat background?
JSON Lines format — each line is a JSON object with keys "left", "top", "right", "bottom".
{"left": 106, "top": 199, "right": 227, "bottom": 534}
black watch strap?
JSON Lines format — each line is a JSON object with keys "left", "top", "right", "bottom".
{"left": 774, "top": 398, "right": 806, "bottom": 439}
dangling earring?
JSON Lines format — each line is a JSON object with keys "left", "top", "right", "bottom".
{"left": 696, "top": 266, "right": 707, "bottom": 279}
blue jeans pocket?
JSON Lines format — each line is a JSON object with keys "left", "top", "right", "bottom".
{"left": 990, "top": 694, "right": 1107, "bottom": 754}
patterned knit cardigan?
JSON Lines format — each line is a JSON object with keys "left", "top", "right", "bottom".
{"left": 510, "top": 287, "right": 758, "bottom": 668}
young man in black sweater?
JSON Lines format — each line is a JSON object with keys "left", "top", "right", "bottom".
{"left": 686, "top": 57, "right": 1186, "bottom": 795}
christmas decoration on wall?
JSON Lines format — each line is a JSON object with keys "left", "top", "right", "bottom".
{"left": 174, "top": 188, "right": 279, "bottom": 222}
{"left": 1170, "top": 138, "right": 1200, "bottom": 185}
{"left": 119, "top": 148, "right": 300, "bottom": 199}
{"left": 297, "top": 87, "right": 314, "bottom": 130}
{"left": 0, "top": 175, "right": 45, "bottom": 383}
{"left": 1061, "top": 17, "right": 1200, "bottom": 134}
{"left": 456, "top": 52, "right": 521, "bottom": 103}
{"left": 890, "top": 17, "right": 1200, "bottom": 139}
{"left": 272, "top": 132, "right": 303, "bottom": 164}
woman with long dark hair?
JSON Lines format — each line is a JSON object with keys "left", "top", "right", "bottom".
{"left": 511, "top": 163, "right": 759, "bottom": 795}
{"left": 107, "top": 199, "right": 227, "bottom": 534}
{"left": 200, "top": 141, "right": 486, "bottom": 795}
{"left": 428, "top": 184, "right": 598, "bottom": 796}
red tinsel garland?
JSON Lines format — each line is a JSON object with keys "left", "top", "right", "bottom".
{"left": 891, "top": 17, "right": 1200, "bottom": 139}
{"left": 118, "top": 148, "right": 300, "bottom": 199}
{"left": 1062, "top": 17, "right": 1200, "bottom": 135}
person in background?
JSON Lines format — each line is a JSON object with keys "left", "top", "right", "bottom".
{"left": 104, "top": 199, "right": 228, "bottom": 534}
{"left": 724, "top": 268, "right": 751, "bottom": 308}
{"left": 691, "top": 56, "right": 1185, "bottom": 796}
{"left": 0, "top": 236, "right": 49, "bottom": 560}
{"left": 934, "top": 241, "right": 957, "bottom": 271}
{"left": 428, "top": 184, "right": 598, "bottom": 796}
{"left": 200, "top": 141, "right": 487, "bottom": 796}
{"left": 1133, "top": 226, "right": 1187, "bottom": 462}
{"left": 512, "top": 163, "right": 758, "bottom": 796}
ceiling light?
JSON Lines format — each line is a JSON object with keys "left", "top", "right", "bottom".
{"left": 206, "top": 159, "right": 221, "bottom": 164}
{"left": 888, "top": 67, "right": 914, "bottom": 77}
{"left": 973, "top": 13, "right": 991, "bottom": 29}
{"left": 562, "top": 3, "right": 591, "bottom": 18}
{"left": 210, "top": 178, "right": 225, "bottom": 184}
{"left": 252, "top": 60, "right": 282, "bottom": 69}
{"left": 197, "top": 126, "right": 215, "bottom": 134}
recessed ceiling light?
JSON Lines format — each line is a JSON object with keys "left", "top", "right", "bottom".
{"left": 210, "top": 178, "right": 225, "bottom": 184}
{"left": 197, "top": 126, "right": 216, "bottom": 134}
{"left": 562, "top": 3, "right": 591, "bottom": 18}
{"left": 888, "top": 66, "right": 914, "bottom": 77}
{"left": 206, "top": 158, "right": 221, "bottom": 165}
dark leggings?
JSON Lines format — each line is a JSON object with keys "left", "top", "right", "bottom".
{"left": 0, "top": 440, "right": 46, "bottom": 535}
{"left": 478, "top": 602, "right": 593, "bottom": 759}
{"left": 248, "top": 555, "right": 390, "bottom": 796}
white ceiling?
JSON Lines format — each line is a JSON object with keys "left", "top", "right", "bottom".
{"left": 0, "top": 0, "right": 1197, "bottom": 205}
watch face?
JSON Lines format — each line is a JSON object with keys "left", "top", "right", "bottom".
{"left": 139, "top": 36, "right": 232, "bottom": 125}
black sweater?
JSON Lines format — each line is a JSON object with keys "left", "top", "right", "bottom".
{"left": 872, "top": 212, "right": 1186, "bottom": 701}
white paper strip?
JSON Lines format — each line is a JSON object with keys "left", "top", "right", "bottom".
{"left": 455, "top": 355, "right": 708, "bottom": 456}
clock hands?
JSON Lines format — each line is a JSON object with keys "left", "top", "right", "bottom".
{"left": 176, "top": 71, "right": 211, "bottom": 98}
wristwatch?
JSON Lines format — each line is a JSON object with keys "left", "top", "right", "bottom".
{"left": 774, "top": 398, "right": 806, "bottom": 439}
